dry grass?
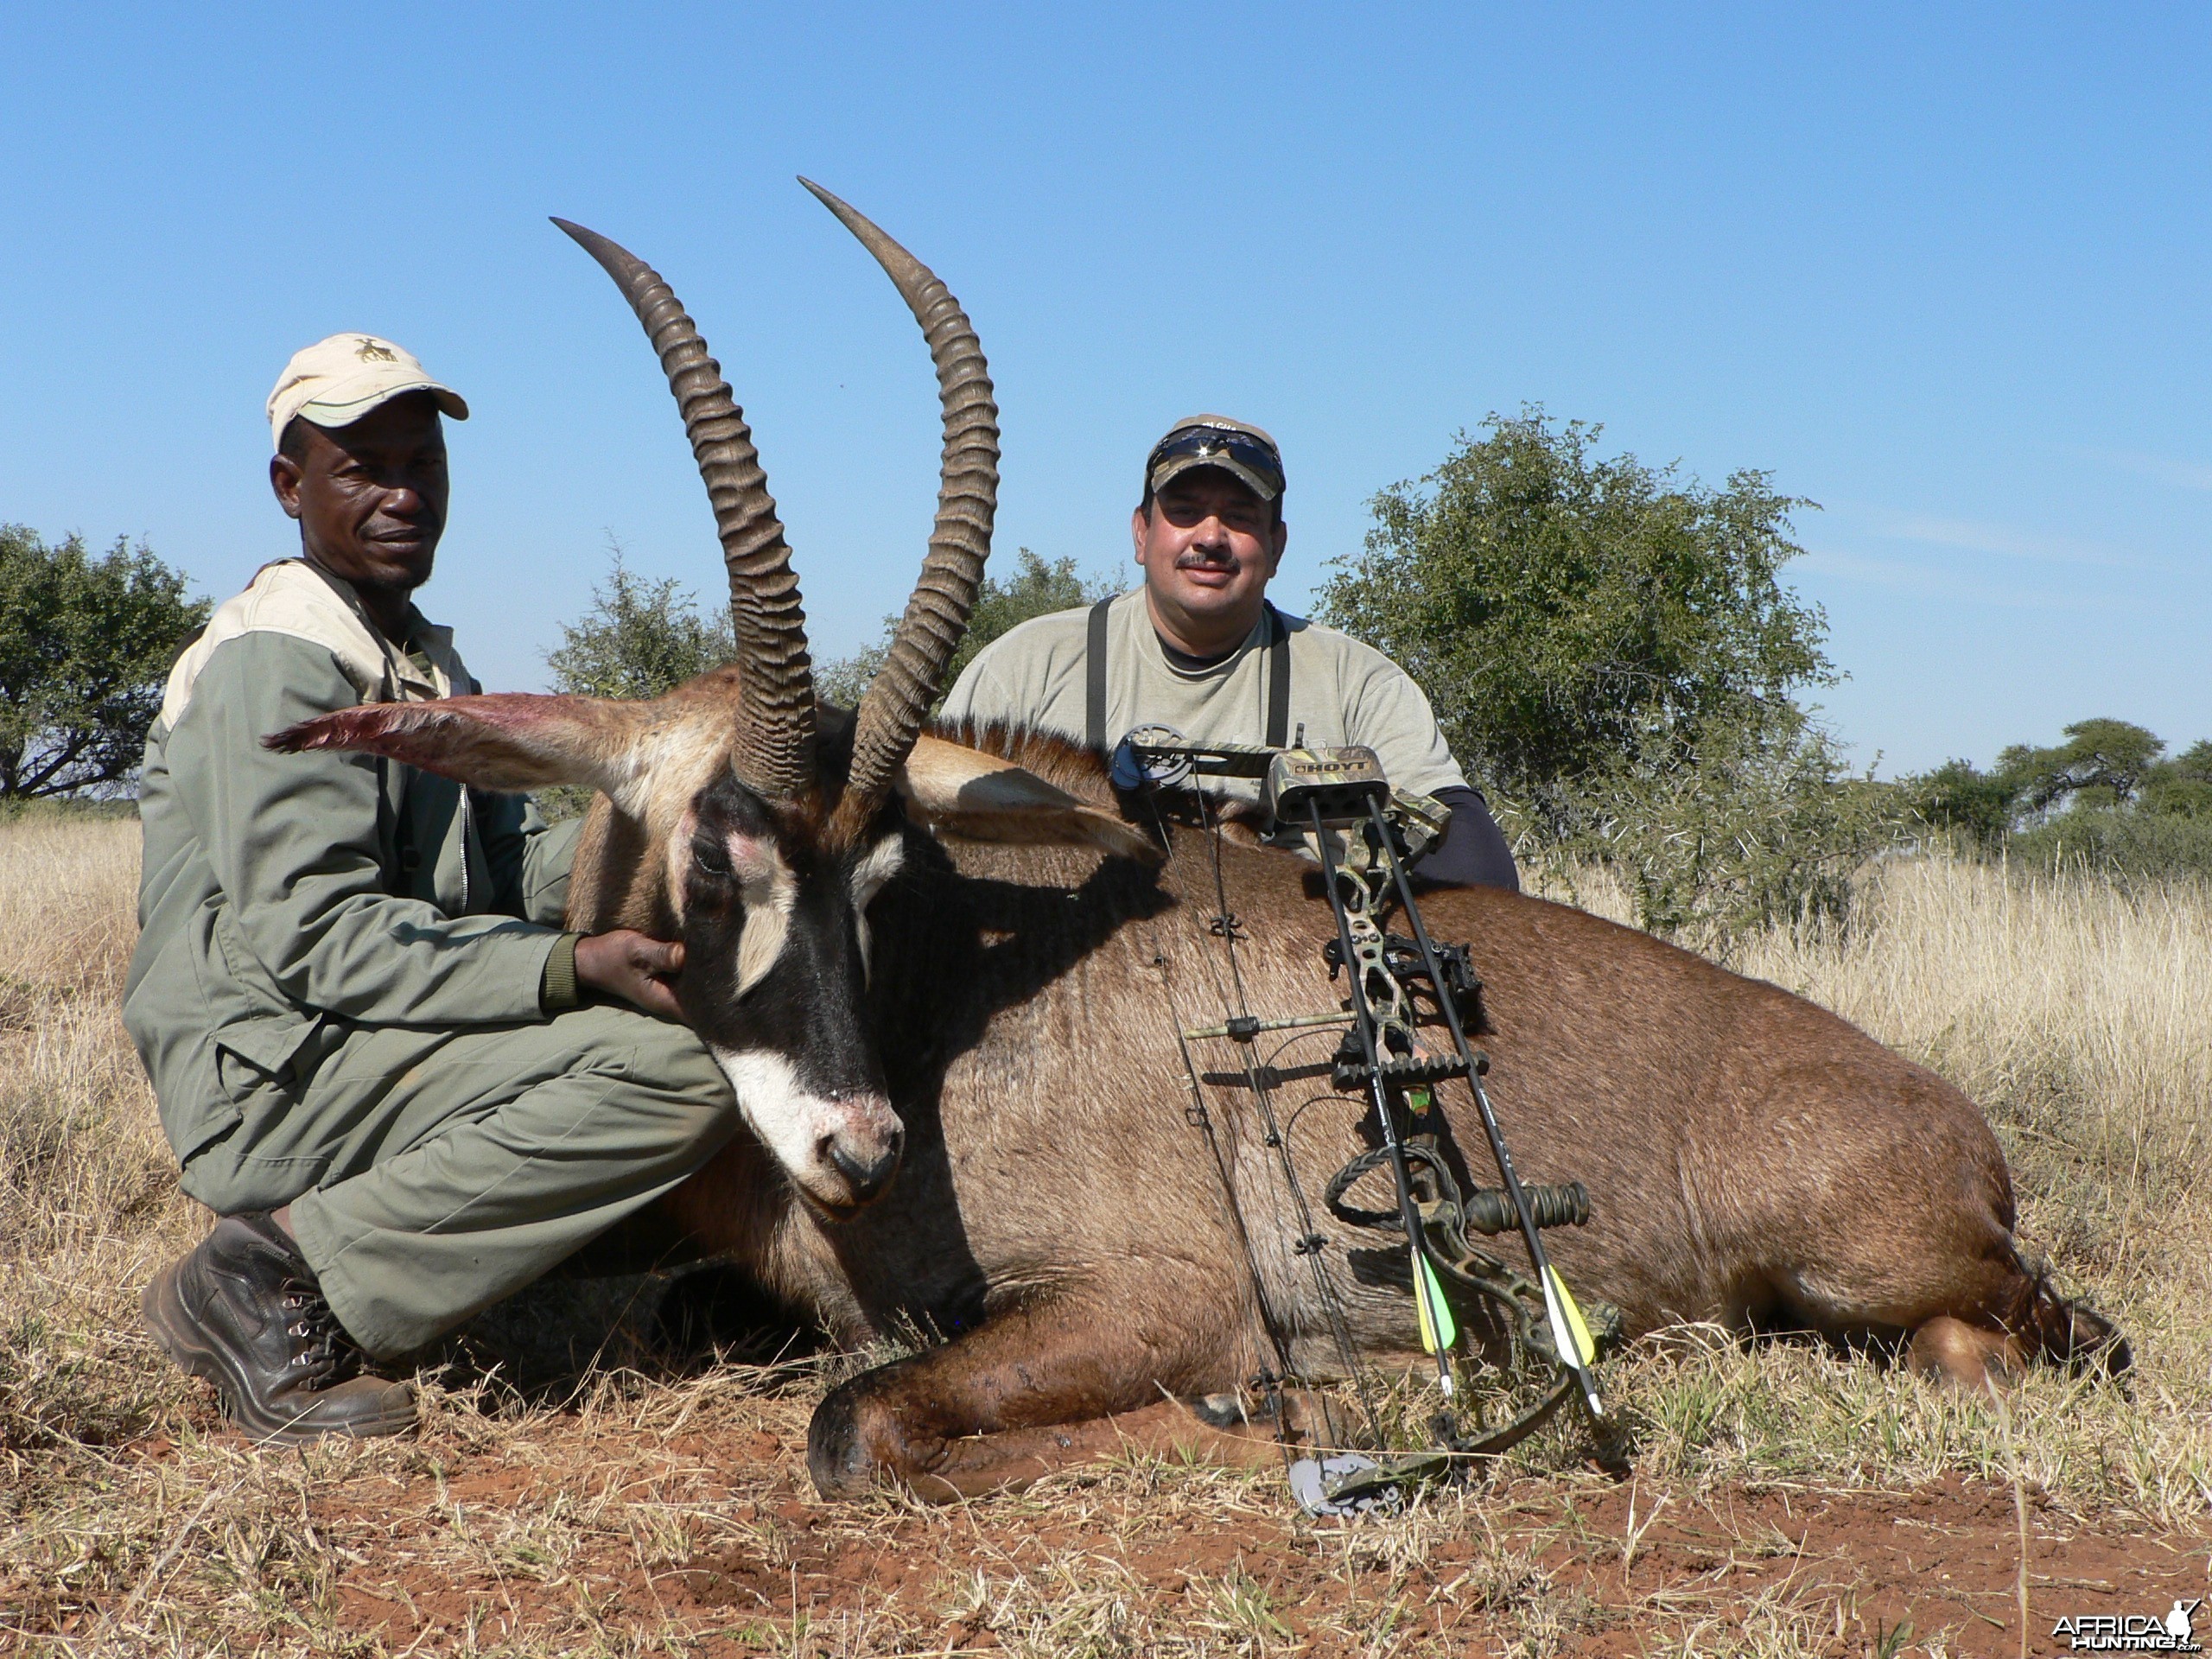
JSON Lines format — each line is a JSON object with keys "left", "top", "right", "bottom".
{"left": 1550, "top": 858, "right": 2212, "bottom": 1525}
{"left": 1, "top": 823, "right": 2206, "bottom": 1656}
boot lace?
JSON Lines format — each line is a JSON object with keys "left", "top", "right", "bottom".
{"left": 278, "top": 1277, "right": 365, "bottom": 1390}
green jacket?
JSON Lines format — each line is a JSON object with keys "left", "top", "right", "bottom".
{"left": 124, "top": 559, "right": 580, "bottom": 1167}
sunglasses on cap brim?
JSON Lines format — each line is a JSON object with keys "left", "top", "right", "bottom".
{"left": 1147, "top": 426, "right": 1285, "bottom": 499}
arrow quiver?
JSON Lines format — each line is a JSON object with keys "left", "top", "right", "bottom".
{"left": 1130, "top": 732, "right": 1621, "bottom": 1509}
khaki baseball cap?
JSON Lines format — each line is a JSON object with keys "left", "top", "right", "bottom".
{"left": 266, "top": 334, "right": 468, "bottom": 449}
{"left": 1145, "top": 414, "right": 1285, "bottom": 502}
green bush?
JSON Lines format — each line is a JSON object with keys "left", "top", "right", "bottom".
{"left": 538, "top": 547, "right": 735, "bottom": 820}
{"left": 2009, "top": 808, "right": 2212, "bottom": 883}
{"left": 1906, "top": 758, "right": 2016, "bottom": 855}
{"left": 1518, "top": 712, "right": 1909, "bottom": 954}
{"left": 543, "top": 543, "right": 734, "bottom": 702}
{"left": 0, "top": 526, "right": 207, "bottom": 799}
{"left": 1319, "top": 411, "right": 1887, "bottom": 948}
{"left": 1904, "top": 721, "right": 2212, "bottom": 881}
{"left": 1317, "top": 409, "right": 1832, "bottom": 818}
{"left": 817, "top": 548, "right": 1115, "bottom": 710}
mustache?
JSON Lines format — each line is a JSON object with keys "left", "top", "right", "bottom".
{"left": 1175, "top": 547, "right": 1238, "bottom": 568}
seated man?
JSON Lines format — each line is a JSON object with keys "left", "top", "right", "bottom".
{"left": 940, "top": 415, "right": 1517, "bottom": 887}
{"left": 128, "top": 334, "right": 737, "bottom": 1445}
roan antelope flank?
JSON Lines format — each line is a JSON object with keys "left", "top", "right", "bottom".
{"left": 275, "top": 181, "right": 2126, "bottom": 1501}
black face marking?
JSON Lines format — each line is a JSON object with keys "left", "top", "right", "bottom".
{"left": 671, "top": 771, "right": 892, "bottom": 1108}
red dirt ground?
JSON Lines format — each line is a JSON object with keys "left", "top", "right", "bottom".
{"left": 263, "top": 1421, "right": 2210, "bottom": 1656}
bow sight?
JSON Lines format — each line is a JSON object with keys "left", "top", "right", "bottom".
{"left": 1122, "top": 728, "right": 1614, "bottom": 1510}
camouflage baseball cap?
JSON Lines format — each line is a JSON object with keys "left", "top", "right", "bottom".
{"left": 1145, "top": 414, "right": 1285, "bottom": 503}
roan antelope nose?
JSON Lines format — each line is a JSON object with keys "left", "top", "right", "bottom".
{"left": 822, "top": 1118, "right": 904, "bottom": 1206}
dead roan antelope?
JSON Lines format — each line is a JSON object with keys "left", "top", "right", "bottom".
{"left": 276, "top": 182, "right": 2127, "bottom": 1500}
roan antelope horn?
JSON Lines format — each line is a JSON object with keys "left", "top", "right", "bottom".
{"left": 799, "top": 179, "right": 1001, "bottom": 839}
{"left": 552, "top": 217, "right": 817, "bottom": 801}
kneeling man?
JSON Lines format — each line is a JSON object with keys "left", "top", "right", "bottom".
{"left": 128, "top": 335, "right": 738, "bottom": 1444}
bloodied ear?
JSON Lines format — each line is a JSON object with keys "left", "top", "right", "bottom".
{"left": 896, "top": 735, "right": 1161, "bottom": 865}
{"left": 266, "top": 693, "right": 663, "bottom": 816}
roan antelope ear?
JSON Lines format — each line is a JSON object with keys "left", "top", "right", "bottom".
{"left": 266, "top": 694, "right": 661, "bottom": 816}
{"left": 895, "top": 735, "right": 1161, "bottom": 866}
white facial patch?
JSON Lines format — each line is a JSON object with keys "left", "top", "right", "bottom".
{"left": 729, "top": 832, "right": 798, "bottom": 997}
{"left": 664, "top": 807, "right": 699, "bottom": 928}
{"left": 663, "top": 815, "right": 798, "bottom": 995}
{"left": 847, "top": 833, "right": 906, "bottom": 972}
{"left": 709, "top": 1046, "right": 903, "bottom": 1204}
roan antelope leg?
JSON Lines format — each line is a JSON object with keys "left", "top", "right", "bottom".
{"left": 1750, "top": 1204, "right": 2130, "bottom": 1394}
{"left": 1902, "top": 1295, "right": 2127, "bottom": 1393}
{"left": 807, "top": 1287, "right": 1294, "bottom": 1500}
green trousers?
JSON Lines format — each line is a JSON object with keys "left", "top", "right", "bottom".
{"left": 178, "top": 1005, "right": 738, "bottom": 1357}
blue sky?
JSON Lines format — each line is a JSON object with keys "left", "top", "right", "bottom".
{"left": 3, "top": 4, "right": 2206, "bottom": 774}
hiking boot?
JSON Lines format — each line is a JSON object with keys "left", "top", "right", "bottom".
{"left": 142, "top": 1211, "right": 417, "bottom": 1446}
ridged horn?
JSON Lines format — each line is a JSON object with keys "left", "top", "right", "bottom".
{"left": 552, "top": 217, "right": 817, "bottom": 800}
{"left": 799, "top": 180, "right": 1000, "bottom": 838}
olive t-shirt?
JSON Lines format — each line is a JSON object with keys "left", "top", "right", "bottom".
{"left": 938, "top": 588, "right": 1469, "bottom": 812}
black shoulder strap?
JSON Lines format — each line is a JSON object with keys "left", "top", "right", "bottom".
{"left": 1085, "top": 596, "right": 1113, "bottom": 753}
{"left": 1092, "top": 594, "right": 1287, "bottom": 751}
{"left": 1265, "top": 602, "right": 1292, "bottom": 749}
